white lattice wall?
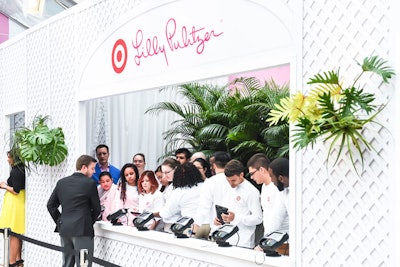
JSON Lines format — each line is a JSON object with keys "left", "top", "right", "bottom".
{"left": 300, "top": 0, "right": 396, "bottom": 266}
{"left": 0, "top": 0, "right": 399, "bottom": 266}
{"left": 93, "top": 237, "right": 222, "bottom": 267}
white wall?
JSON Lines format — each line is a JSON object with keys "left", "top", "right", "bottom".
{"left": 0, "top": 0, "right": 398, "bottom": 266}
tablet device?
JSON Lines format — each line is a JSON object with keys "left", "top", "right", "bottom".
{"left": 215, "top": 204, "right": 228, "bottom": 225}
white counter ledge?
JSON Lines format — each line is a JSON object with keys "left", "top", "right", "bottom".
{"left": 94, "top": 221, "right": 291, "bottom": 267}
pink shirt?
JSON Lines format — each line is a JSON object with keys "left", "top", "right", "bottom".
{"left": 97, "top": 183, "right": 117, "bottom": 221}
{"left": 111, "top": 184, "right": 139, "bottom": 226}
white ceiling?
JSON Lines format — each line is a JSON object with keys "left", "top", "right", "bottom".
{"left": 0, "top": 0, "right": 78, "bottom": 28}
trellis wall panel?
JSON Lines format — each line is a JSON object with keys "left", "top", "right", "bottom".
{"left": 0, "top": 0, "right": 398, "bottom": 266}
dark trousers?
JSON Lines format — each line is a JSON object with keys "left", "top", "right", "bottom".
{"left": 60, "top": 236, "right": 94, "bottom": 267}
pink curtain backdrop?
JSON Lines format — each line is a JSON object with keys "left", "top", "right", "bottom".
{"left": 0, "top": 13, "right": 9, "bottom": 44}
{"left": 229, "top": 64, "right": 290, "bottom": 87}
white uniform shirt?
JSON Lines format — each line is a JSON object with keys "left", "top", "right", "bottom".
{"left": 162, "top": 183, "right": 174, "bottom": 202}
{"left": 222, "top": 179, "right": 263, "bottom": 248}
{"left": 139, "top": 190, "right": 165, "bottom": 213}
{"left": 194, "top": 172, "right": 230, "bottom": 230}
{"left": 160, "top": 183, "right": 203, "bottom": 223}
{"left": 264, "top": 187, "right": 289, "bottom": 235}
{"left": 260, "top": 182, "right": 279, "bottom": 233}
{"left": 139, "top": 190, "right": 164, "bottom": 228}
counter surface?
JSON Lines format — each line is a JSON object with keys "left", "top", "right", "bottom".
{"left": 94, "top": 221, "right": 290, "bottom": 267}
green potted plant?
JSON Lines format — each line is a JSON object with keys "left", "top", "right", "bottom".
{"left": 145, "top": 77, "right": 289, "bottom": 163}
{"left": 267, "top": 55, "right": 395, "bottom": 174}
{"left": 11, "top": 115, "right": 68, "bottom": 169}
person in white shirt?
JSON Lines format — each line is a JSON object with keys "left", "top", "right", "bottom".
{"left": 265, "top": 158, "right": 289, "bottom": 234}
{"left": 138, "top": 170, "right": 164, "bottom": 230}
{"left": 215, "top": 159, "right": 263, "bottom": 248}
{"left": 155, "top": 157, "right": 180, "bottom": 232}
{"left": 154, "top": 162, "right": 204, "bottom": 234}
{"left": 264, "top": 157, "right": 289, "bottom": 255}
{"left": 193, "top": 151, "right": 231, "bottom": 239}
{"left": 247, "top": 153, "right": 279, "bottom": 245}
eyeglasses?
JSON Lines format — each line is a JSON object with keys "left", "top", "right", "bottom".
{"left": 162, "top": 168, "right": 175, "bottom": 175}
{"left": 249, "top": 169, "right": 258, "bottom": 177}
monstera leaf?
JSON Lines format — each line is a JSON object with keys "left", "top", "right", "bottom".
{"left": 12, "top": 115, "right": 68, "bottom": 168}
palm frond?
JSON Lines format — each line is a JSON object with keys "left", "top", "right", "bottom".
{"left": 263, "top": 124, "right": 289, "bottom": 147}
{"left": 145, "top": 102, "right": 185, "bottom": 116}
{"left": 230, "top": 77, "right": 263, "bottom": 97}
{"left": 147, "top": 77, "right": 290, "bottom": 160}
{"left": 266, "top": 97, "right": 292, "bottom": 125}
{"left": 198, "top": 124, "right": 229, "bottom": 139}
{"left": 307, "top": 70, "right": 339, "bottom": 85}
{"left": 308, "top": 82, "right": 342, "bottom": 99}
{"left": 231, "top": 140, "right": 265, "bottom": 153}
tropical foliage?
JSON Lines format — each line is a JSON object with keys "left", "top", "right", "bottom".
{"left": 267, "top": 55, "right": 395, "bottom": 173}
{"left": 11, "top": 115, "right": 68, "bottom": 169}
{"left": 145, "top": 77, "right": 289, "bottom": 163}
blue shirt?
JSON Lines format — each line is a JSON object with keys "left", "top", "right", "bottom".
{"left": 92, "top": 163, "right": 120, "bottom": 185}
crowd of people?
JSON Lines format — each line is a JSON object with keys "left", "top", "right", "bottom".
{"left": 92, "top": 144, "right": 289, "bottom": 252}
{"left": 0, "top": 144, "right": 289, "bottom": 267}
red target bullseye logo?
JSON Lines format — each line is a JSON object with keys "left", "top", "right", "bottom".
{"left": 112, "top": 39, "right": 128, "bottom": 74}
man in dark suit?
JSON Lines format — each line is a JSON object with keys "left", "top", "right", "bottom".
{"left": 47, "top": 155, "right": 101, "bottom": 267}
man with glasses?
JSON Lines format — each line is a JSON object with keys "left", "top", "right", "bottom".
{"left": 92, "top": 144, "right": 120, "bottom": 185}
{"left": 247, "top": 153, "right": 279, "bottom": 247}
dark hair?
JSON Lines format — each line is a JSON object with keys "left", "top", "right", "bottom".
{"left": 211, "top": 151, "right": 231, "bottom": 169}
{"left": 161, "top": 157, "right": 180, "bottom": 169}
{"left": 155, "top": 165, "right": 162, "bottom": 173}
{"left": 269, "top": 158, "right": 289, "bottom": 178}
{"left": 133, "top": 153, "right": 146, "bottom": 163}
{"left": 175, "top": 148, "right": 192, "bottom": 159}
{"left": 173, "top": 162, "right": 203, "bottom": 188}
{"left": 76, "top": 155, "right": 97, "bottom": 170}
{"left": 224, "top": 159, "right": 244, "bottom": 177}
{"left": 138, "top": 170, "right": 159, "bottom": 194}
{"left": 193, "top": 157, "right": 212, "bottom": 178}
{"left": 99, "top": 171, "right": 112, "bottom": 181}
{"left": 7, "top": 150, "right": 22, "bottom": 167}
{"left": 119, "top": 163, "right": 139, "bottom": 203}
{"left": 95, "top": 144, "right": 109, "bottom": 153}
{"left": 154, "top": 165, "right": 165, "bottom": 192}
{"left": 247, "top": 153, "right": 270, "bottom": 169}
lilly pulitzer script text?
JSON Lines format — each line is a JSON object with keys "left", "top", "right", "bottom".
{"left": 131, "top": 18, "right": 224, "bottom": 66}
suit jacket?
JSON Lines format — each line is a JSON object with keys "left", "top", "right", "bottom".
{"left": 47, "top": 172, "right": 101, "bottom": 237}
